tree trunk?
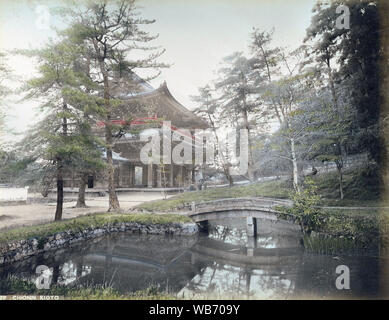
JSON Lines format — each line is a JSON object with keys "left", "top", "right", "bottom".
{"left": 225, "top": 165, "right": 233, "bottom": 187}
{"left": 54, "top": 163, "right": 63, "bottom": 221}
{"left": 336, "top": 160, "right": 344, "bottom": 200}
{"left": 242, "top": 109, "right": 254, "bottom": 182}
{"left": 326, "top": 57, "right": 339, "bottom": 114}
{"left": 339, "top": 169, "right": 344, "bottom": 200}
{"left": 290, "top": 137, "right": 300, "bottom": 192}
{"left": 240, "top": 73, "right": 254, "bottom": 182}
{"left": 94, "top": 42, "right": 120, "bottom": 211}
{"left": 76, "top": 173, "right": 87, "bottom": 208}
{"left": 207, "top": 112, "right": 234, "bottom": 187}
{"left": 105, "top": 121, "right": 120, "bottom": 211}
{"left": 327, "top": 56, "right": 346, "bottom": 201}
{"left": 54, "top": 102, "right": 68, "bottom": 221}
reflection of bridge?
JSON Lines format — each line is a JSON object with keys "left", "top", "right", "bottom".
{"left": 179, "top": 234, "right": 304, "bottom": 299}
{"left": 187, "top": 197, "right": 297, "bottom": 237}
{"left": 190, "top": 237, "right": 302, "bottom": 269}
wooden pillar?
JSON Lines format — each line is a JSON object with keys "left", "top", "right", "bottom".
{"left": 192, "top": 167, "right": 195, "bottom": 184}
{"left": 142, "top": 165, "right": 148, "bottom": 187}
{"left": 148, "top": 163, "right": 153, "bottom": 188}
{"left": 247, "top": 216, "right": 257, "bottom": 259}
{"left": 179, "top": 166, "right": 184, "bottom": 187}
{"left": 169, "top": 163, "right": 174, "bottom": 187}
{"left": 129, "top": 165, "right": 135, "bottom": 187}
{"left": 188, "top": 168, "right": 193, "bottom": 186}
{"left": 157, "top": 165, "right": 162, "bottom": 188}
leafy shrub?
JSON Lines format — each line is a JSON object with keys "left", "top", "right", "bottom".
{"left": 287, "top": 178, "right": 325, "bottom": 234}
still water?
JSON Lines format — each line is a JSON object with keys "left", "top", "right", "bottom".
{"left": 0, "top": 218, "right": 385, "bottom": 299}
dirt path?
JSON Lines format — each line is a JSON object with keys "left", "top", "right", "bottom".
{"left": 0, "top": 192, "right": 171, "bottom": 231}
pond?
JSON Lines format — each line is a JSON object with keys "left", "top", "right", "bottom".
{"left": 0, "top": 217, "right": 385, "bottom": 299}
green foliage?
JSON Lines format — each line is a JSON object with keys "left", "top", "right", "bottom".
{"left": 0, "top": 277, "right": 176, "bottom": 300}
{"left": 0, "top": 213, "right": 192, "bottom": 246}
{"left": 137, "top": 166, "right": 383, "bottom": 213}
{"left": 301, "top": 209, "right": 382, "bottom": 255}
{"left": 313, "top": 165, "right": 381, "bottom": 203}
{"left": 303, "top": 235, "right": 361, "bottom": 255}
{"left": 16, "top": 35, "right": 106, "bottom": 195}
{"left": 286, "top": 177, "right": 324, "bottom": 234}
{"left": 0, "top": 151, "right": 35, "bottom": 185}
{"left": 305, "top": 0, "right": 380, "bottom": 162}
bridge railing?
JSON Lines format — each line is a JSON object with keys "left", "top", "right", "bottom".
{"left": 185, "top": 197, "right": 292, "bottom": 213}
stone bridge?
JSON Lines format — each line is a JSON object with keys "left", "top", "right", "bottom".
{"left": 186, "top": 197, "right": 296, "bottom": 237}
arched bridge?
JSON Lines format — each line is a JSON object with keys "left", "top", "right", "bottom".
{"left": 186, "top": 197, "right": 297, "bottom": 237}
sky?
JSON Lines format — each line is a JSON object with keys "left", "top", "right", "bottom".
{"left": 0, "top": 0, "right": 317, "bottom": 142}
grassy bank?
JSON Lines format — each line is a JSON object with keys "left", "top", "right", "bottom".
{"left": 313, "top": 165, "right": 381, "bottom": 206}
{"left": 0, "top": 212, "right": 192, "bottom": 246}
{"left": 276, "top": 207, "right": 386, "bottom": 255}
{"left": 0, "top": 277, "right": 176, "bottom": 300}
{"left": 136, "top": 166, "right": 382, "bottom": 212}
{"left": 137, "top": 180, "right": 291, "bottom": 212}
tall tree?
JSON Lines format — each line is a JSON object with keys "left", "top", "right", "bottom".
{"left": 20, "top": 39, "right": 102, "bottom": 220}
{"left": 60, "top": 0, "right": 167, "bottom": 211}
{"left": 192, "top": 85, "right": 234, "bottom": 186}
{"left": 303, "top": 0, "right": 380, "bottom": 197}
{"left": 60, "top": 52, "right": 106, "bottom": 208}
{"left": 250, "top": 29, "right": 307, "bottom": 191}
{"left": 214, "top": 52, "right": 266, "bottom": 181}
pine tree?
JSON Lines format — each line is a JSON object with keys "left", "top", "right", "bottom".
{"left": 303, "top": 0, "right": 380, "bottom": 198}
{"left": 192, "top": 85, "right": 234, "bottom": 186}
{"left": 20, "top": 39, "right": 103, "bottom": 220}
{"left": 250, "top": 29, "right": 307, "bottom": 191}
{"left": 214, "top": 52, "right": 265, "bottom": 181}
{"left": 58, "top": 0, "right": 167, "bottom": 211}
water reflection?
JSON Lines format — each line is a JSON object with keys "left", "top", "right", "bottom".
{"left": 0, "top": 218, "right": 383, "bottom": 299}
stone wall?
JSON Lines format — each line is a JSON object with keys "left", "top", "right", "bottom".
{"left": 0, "top": 221, "right": 199, "bottom": 266}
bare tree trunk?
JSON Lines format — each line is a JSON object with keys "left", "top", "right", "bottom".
{"left": 94, "top": 42, "right": 120, "bottom": 211}
{"left": 339, "top": 169, "right": 344, "bottom": 200}
{"left": 241, "top": 108, "right": 255, "bottom": 182}
{"left": 240, "top": 71, "right": 255, "bottom": 182}
{"left": 225, "top": 164, "right": 233, "bottom": 187}
{"left": 290, "top": 137, "right": 300, "bottom": 192}
{"left": 76, "top": 173, "right": 87, "bottom": 208}
{"left": 54, "top": 164, "right": 63, "bottom": 221}
{"left": 327, "top": 56, "right": 345, "bottom": 200}
{"left": 54, "top": 102, "right": 68, "bottom": 221}
{"left": 207, "top": 112, "right": 234, "bottom": 187}
{"left": 105, "top": 121, "right": 120, "bottom": 211}
{"left": 336, "top": 160, "right": 344, "bottom": 200}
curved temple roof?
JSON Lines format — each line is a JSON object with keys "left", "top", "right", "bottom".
{"left": 109, "top": 73, "right": 209, "bottom": 130}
